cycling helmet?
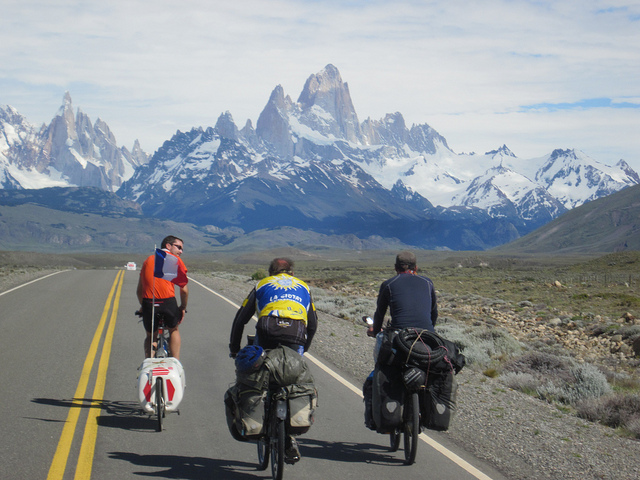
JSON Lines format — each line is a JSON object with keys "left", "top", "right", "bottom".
{"left": 235, "top": 345, "right": 265, "bottom": 372}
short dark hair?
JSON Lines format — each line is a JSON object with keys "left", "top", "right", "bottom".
{"left": 161, "top": 235, "right": 183, "bottom": 249}
{"left": 395, "top": 250, "right": 417, "bottom": 271}
{"left": 268, "top": 257, "right": 294, "bottom": 276}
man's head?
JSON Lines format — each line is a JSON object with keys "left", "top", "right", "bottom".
{"left": 268, "top": 257, "right": 294, "bottom": 276}
{"left": 161, "top": 235, "right": 184, "bottom": 257}
{"left": 395, "top": 250, "right": 417, "bottom": 272}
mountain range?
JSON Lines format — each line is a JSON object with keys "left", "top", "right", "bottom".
{"left": 1, "top": 64, "right": 638, "bottom": 251}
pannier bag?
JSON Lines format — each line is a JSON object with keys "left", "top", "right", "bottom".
{"left": 286, "top": 383, "right": 318, "bottom": 435}
{"left": 372, "top": 364, "right": 404, "bottom": 434}
{"left": 224, "top": 344, "right": 317, "bottom": 441}
{"left": 362, "top": 371, "right": 376, "bottom": 430}
{"left": 224, "top": 364, "right": 270, "bottom": 440}
{"left": 421, "top": 370, "right": 458, "bottom": 431}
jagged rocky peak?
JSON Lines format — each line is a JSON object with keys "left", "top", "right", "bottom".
{"left": 486, "top": 144, "right": 516, "bottom": 158}
{"left": 296, "top": 64, "right": 362, "bottom": 143}
{"left": 256, "top": 85, "right": 295, "bottom": 158}
{"left": 215, "top": 111, "right": 240, "bottom": 140}
{"left": 550, "top": 148, "right": 577, "bottom": 160}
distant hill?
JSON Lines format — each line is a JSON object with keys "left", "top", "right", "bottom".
{"left": 0, "top": 187, "right": 413, "bottom": 254}
{"left": 494, "top": 184, "right": 640, "bottom": 254}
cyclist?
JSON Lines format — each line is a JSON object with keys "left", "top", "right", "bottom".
{"left": 137, "top": 235, "right": 189, "bottom": 360}
{"left": 367, "top": 250, "right": 437, "bottom": 337}
{"left": 229, "top": 257, "right": 318, "bottom": 357}
{"left": 364, "top": 250, "right": 438, "bottom": 430}
{"left": 229, "top": 257, "right": 318, "bottom": 463}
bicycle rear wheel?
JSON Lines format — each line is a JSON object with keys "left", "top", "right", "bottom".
{"left": 270, "top": 418, "right": 285, "bottom": 480}
{"left": 257, "top": 437, "right": 270, "bottom": 470}
{"left": 155, "top": 378, "right": 165, "bottom": 432}
{"left": 403, "top": 392, "right": 419, "bottom": 465}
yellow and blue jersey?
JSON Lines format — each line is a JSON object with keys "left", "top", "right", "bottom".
{"left": 254, "top": 273, "right": 312, "bottom": 324}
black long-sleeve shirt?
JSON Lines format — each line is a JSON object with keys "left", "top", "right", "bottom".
{"left": 372, "top": 272, "right": 438, "bottom": 334}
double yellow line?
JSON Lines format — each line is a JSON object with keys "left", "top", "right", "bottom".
{"left": 47, "top": 270, "right": 124, "bottom": 480}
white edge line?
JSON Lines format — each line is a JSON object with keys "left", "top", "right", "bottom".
{"left": 191, "top": 277, "right": 494, "bottom": 480}
{"left": 0, "top": 270, "right": 69, "bottom": 297}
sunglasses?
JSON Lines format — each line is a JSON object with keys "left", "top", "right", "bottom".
{"left": 171, "top": 243, "right": 183, "bottom": 251}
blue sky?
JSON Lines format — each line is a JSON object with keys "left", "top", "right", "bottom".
{"left": 1, "top": 0, "right": 639, "bottom": 168}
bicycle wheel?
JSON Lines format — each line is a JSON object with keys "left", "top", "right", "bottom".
{"left": 155, "top": 378, "right": 164, "bottom": 432}
{"left": 389, "top": 429, "right": 401, "bottom": 452}
{"left": 403, "top": 392, "right": 419, "bottom": 465}
{"left": 270, "top": 417, "right": 285, "bottom": 480}
{"left": 257, "top": 436, "right": 270, "bottom": 470}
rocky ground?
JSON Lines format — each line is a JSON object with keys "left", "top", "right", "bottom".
{"left": 4, "top": 267, "right": 640, "bottom": 479}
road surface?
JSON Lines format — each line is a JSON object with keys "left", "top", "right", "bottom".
{"left": 0, "top": 269, "right": 509, "bottom": 479}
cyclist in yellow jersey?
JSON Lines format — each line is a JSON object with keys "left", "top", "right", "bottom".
{"left": 229, "top": 258, "right": 318, "bottom": 358}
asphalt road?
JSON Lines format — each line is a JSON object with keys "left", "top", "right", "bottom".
{"left": 0, "top": 269, "right": 509, "bottom": 480}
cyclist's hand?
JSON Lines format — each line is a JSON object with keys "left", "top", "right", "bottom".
{"left": 366, "top": 327, "right": 376, "bottom": 337}
{"left": 229, "top": 352, "right": 237, "bottom": 359}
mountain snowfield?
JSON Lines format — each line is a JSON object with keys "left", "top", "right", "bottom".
{"left": 2, "top": 64, "right": 639, "bottom": 250}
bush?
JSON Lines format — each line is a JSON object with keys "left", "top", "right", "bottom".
{"left": 577, "top": 393, "right": 640, "bottom": 437}
{"left": 502, "top": 351, "right": 612, "bottom": 407}
{"left": 536, "top": 363, "right": 612, "bottom": 405}
{"left": 503, "top": 351, "right": 575, "bottom": 384}
{"left": 501, "top": 372, "right": 539, "bottom": 395}
{"left": 251, "top": 269, "right": 267, "bottom": 280}
{"left": 436, "top": 322, "right": 522, "bottom": 367}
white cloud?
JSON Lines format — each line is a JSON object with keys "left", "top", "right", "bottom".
{"left": 0, "top": 0, "right": 638, "bottom": 168}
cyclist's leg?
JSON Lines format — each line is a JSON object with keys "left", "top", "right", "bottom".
{"left": 169, "top": 326, "right": 181, "bottom": 360}
{"left": 141, "top": 301, "right": 155, "bottom": 358}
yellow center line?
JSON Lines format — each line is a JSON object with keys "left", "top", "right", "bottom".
{"left": 74, "top": 270, "right": 124, "bottom": 479}
{"left": 47, "top": 271, "right": 123, "bottom": 480}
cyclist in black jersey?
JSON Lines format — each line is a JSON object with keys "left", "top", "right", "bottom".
{"left": 367, "top": 250, "right": 438, "bottom": 338}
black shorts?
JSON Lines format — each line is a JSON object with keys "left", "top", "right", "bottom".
{"left": 255, "top": 315, "right": 307, "bottom": 350}
{"left": 141, "top": 297, "right": 180, "bottom": 332}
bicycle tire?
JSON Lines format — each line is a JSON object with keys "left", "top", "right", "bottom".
{"left": 270, "top": 417, "right": 285, "bottom": 480}
{"left": 395, "top": 329, "right": 446, "bottom": 365}
{"left": 257, "top": 437, "right": 270, "bottom": 470}
{"left": 403, "top": 392, "right": 419, "bottom": 465}
{"left": 155, "top": 378, "right": 164, "bottom": 432}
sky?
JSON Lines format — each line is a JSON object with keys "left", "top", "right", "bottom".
{"left": 1, "top": 1, "right": 639, "bottom": 169}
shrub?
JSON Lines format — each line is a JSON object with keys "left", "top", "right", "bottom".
{"left": 577, "top": 393, "right": 640, "bottom": 436}
{"left": 503, "top": 351, "right": 576, "bottom": 384}
{"left": 251, "top": 269, "right": 267, "bottom": 280}
{"left": 536, "top": 363, "right": 612, "bottom": 405}
{"left": 436, "top": 322, "right": 522, "bottom": 367}
{"left": 501, "top": 372, "right": 539, "bottom": 395}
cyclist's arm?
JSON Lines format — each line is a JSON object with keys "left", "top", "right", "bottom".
{"left": 136, "top": 275, "right": 144, "bottom": 305}
{"left": 229, "top": 288, "right": 257, "bottom": 355}
{"left": 304, "top": 299, "right": 318, "bottom": 352}
{"left": 178, "top": 284, "right": 188, "bottom": 321}
{"left": 430, "top": 282, "right": 438, "bottom": 328}
{"left": 372, "top": 282, "right": 390, "bottom": 335}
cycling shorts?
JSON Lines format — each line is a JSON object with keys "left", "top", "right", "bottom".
{"left": 141, "top": 297, "right": 180, "bottom": 332}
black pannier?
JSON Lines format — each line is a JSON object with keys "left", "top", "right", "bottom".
{"left": 371, "top": 364, "right": 404, "bottom": 434}
{"left": 421, "top": 370, "right": 458, "bottom": 431}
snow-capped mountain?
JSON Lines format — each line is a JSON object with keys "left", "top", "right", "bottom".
{"left": 3, "top": 65, "right": 638, "bottom": 250}
{"left": 0, "top": 93, "right": 148, "bottom": 192}
{"left": 117, "top": 64, "right": 637, "bottom": 249}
